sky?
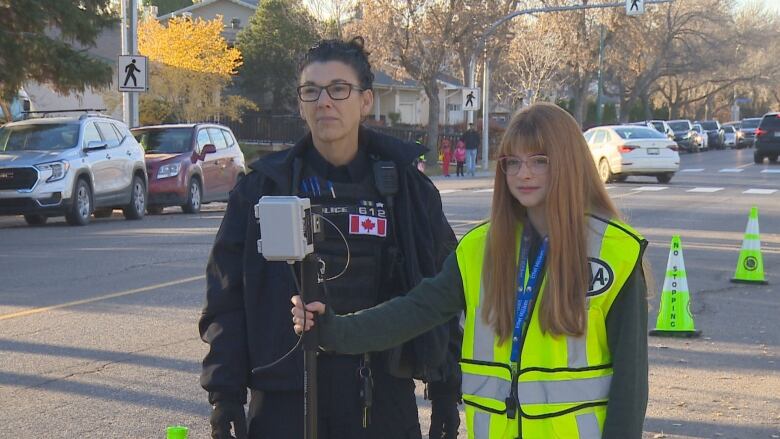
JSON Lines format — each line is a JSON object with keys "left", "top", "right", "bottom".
{"left": 734, "top": 0, "right": 780, "bottom": 13}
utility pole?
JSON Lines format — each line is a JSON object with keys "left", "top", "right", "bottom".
{"left": 596, "top": 24, "right": 606, "bottom": 125}
{"left": 121, "top": 0, "right": 139, "bottom": 128}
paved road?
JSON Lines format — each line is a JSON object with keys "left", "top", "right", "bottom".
{"left": 0, "top": 148, "right": 778, "bottom": 438}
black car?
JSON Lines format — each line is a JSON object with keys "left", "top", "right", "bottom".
{"left": 667, "top": 120, "right": 697, "bottom": 152}
{"left": 695, "top": 120, "right": 724, "bottom": 149}
{"left": 754, "top": 113, "right": 780, "bottom": 164}
{"left": 739, "top": 117, "right": 761, "bottom": 148}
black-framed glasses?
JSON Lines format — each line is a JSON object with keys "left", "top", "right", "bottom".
{"left": 297, "top": 83, "right": 364, "bottom": 102}
{"left": 498, "top": 155, "right": 549, "bottom": 176}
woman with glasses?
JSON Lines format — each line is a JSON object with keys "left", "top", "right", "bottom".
{"left": 293, "top": 102, "right": 650, "bottom": 438}
{"left": 200, "top": 36, "right": 462, "bottom": 439}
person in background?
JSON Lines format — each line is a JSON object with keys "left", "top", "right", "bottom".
{"left": 454, "top": 140, "right": 466, "bottom": 177}
{"left": 440, "top": 138, "right": 452, "bottom": 177}
{"left": 460, "top": 123, "right": 480, "bottom": 176}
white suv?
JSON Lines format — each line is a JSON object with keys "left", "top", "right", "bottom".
{"left": 0, "top": 114, "right": 148, "bottom": 226}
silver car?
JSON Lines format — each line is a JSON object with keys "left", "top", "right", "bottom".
{"left": 0, "top": 114, "right": 147, "bottom": 226}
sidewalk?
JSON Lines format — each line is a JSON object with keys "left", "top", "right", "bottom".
{"left": 428, "top": 170, "right": 495, "bottom": 191}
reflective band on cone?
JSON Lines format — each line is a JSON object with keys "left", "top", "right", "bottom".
{"left": 731, "top": 207, "right": 768, "bottom": 285}
{"left": 650, "top": 235, "right": 702, "bottom": 338}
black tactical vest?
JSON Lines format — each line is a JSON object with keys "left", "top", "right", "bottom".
{"left": 297, "top": 164, "right": 398, "bottom": 315}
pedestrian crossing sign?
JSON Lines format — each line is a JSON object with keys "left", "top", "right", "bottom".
{"left": 117, "top": 55, "right": 148, "bottom": 92}
{"left": 462, "top": 88, "right": 480, "bottom": 112}
{"left": 626, "top": 0, "right": 644, "bottom": 16}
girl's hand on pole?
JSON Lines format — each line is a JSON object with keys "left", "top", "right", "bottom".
{"left": 291, "top": 295, "right": 326, "bottom": 335}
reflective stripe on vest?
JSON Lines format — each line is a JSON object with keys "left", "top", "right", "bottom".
{"left": 456, "top": 215, "right": 644, "bottom": 439}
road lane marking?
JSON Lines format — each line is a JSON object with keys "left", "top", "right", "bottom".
{"left": 686, "top": 187, "right": 724, "bottom": 193}
{"left": 680, "top": 168, "right": 704, "bottom": 172}
{"left": 760, "top": 170, "right": 780, "bottom": 173}
{"left": 742, "top": 189, "right": 777, "bottom": 195}
{"left": 0, "top": 275, "right": 205, "bottom": 321}
{"left": 474, "top": 189, "right": 494, "bottom": 193}
{"left": 737, "top": 163, "right": 753, "bottom": 169}
{"left": 634, "top": 186, "right": 669, "bottom": 191}
{"left": 718, "top": 168, "right": 744, "bottom": 173}
{"left": 438, "top": 189, "right": 462, "bottom": 194}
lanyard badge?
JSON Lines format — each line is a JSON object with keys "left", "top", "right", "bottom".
{"left": 509, "top": 230, "right": 548, "bottom": 364}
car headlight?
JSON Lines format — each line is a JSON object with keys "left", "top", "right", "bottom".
{"left": 35, "top": 161, "right": 70, "bottom": 183}
{"left": 682, "top": 132, "right": 692, "bottom": 139}
{"left": 157, "top": 162, "right": 181, "bottom": 179}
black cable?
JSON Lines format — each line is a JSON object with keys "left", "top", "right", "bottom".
{"left": 251, "top": 263, "right": 307, "bottom": 374}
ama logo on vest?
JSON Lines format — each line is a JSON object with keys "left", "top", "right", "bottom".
{"left": 588, "top": 258, "right": 614, "bottom": 296}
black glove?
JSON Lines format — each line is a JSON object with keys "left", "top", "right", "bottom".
{"left": 429, "top": 394, "right": 460, "bottom": 439}
{"left": 427, "top": 378, "right": 461, "bottom": 439}
{"left": 210, "top": 400, "right": 248, "bottom": 439}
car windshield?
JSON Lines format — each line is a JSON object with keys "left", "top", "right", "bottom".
{"left": 134, "top": 128, "right": 193, "bottom": 153}
{"left": 668, "top": 121, "right": 690, "bottom": 131}
{"left": 650, "top": 122, "right": 665, "bottom": 131}
{"left": 613, "top": 127, "right": 667, "bottom": 139}
{"left": 699, "top": 121, "right": 719, "bottom": 130}
{"left": 722, "top": 126, "right": 735, "bottom": 133}
{"left": 0, "top": 123, "right": 80, "bottom": 151}
{"left": 741, "top": 118, "right": 761, "bottom": 129}
{"left": 693, "top": 125, "right": 703, "bottom": 132}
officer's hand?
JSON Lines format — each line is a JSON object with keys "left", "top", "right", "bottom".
{"left": 429, "top": 396, "right": 461, "bottom": 439}
{"left": 291, "top": 295, "right": 326, "bottom": 334}
{"left": 210, "top": 401, "right": 247, "bottom": 439}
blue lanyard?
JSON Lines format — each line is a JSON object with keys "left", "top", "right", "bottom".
{"left": 510, "top": 231, "right": 548, "bottom": 363}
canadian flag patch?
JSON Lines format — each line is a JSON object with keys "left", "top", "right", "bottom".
{"left": 349, "top": 214, "right": 387, "bottom": 237}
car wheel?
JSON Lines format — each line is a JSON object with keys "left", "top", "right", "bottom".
{"left": 656, "top": 173, "right": 674, "bottom": 184}
{"left": 122, "top": 176, "right": 146, "bottom": 220}
{"left": 24, "top": 214, "right": 47, "bottom": 226}
{"left": 147, "top": 206, "right": 164, "bottom": 215}
{"left": 598, "top": 159, "right": 613, "bottom": 184}
{"left": 65, "top": 179, "right": 92, "bottom": 226}
{"left": 754, "top": 153, "right": 763, "bottom": 164}
{"left": 614, "top": 174, "right": 628, "bottom": 183}
{"left": 181, "top": 178, "right": 202, "bottom": 214}
{"left": 93, "top": 208, "right": 113, "bottom": 218}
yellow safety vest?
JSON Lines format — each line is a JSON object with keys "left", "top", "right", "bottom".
{"left": 456, "top": 215, "right": 645, "bottom": 439}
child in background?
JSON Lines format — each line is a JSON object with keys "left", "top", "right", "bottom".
{"left": 440, "top": 138, "right": 452, "bottom": 177}
{"left": 454, "top": 139, "right": 466, "bottom": 177}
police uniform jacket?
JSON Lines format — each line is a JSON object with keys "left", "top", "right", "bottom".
{"left": 199, "top": 127, "right": 458, "bottom": 405}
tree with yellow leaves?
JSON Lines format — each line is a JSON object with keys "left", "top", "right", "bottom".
{"left": 138, "top": 15, "right": 255, "bottom": 124}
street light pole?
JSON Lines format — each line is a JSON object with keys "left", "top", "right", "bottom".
{"left": 121, "top": 0, "right": 139, "bottom": 128}
{"left": 468, "top": 0, "right": 674, "bottom": 170}
{"left": 596, "top": 24, "right": 606, "bottom": 125}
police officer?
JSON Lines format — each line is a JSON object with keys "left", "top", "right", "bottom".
{"left": 199, "top": 36, "right": 461, "bottom": 439}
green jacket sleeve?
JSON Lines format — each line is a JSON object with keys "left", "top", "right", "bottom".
{"left": 319, "top": 252, "right": 466, "bottom": 354}
{"left": 603, "top": 260, "right": 649, "bottom": 438}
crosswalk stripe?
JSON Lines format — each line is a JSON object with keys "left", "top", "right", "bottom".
{"left": 681, "top": 168, "right": 705, "bottom": 172}
{"left": 686, "top": 187, "right": 724, "bottom": 193}
{"left": 474, "top": 189, "right": 494, "bottom": 193}
{"left": 439, "top": 189, "right": 462, "bottom": 194}
{"left": 742, "top": 189, "right": 778, "bottom": 195}
{"left": 634, "top": 186, "right": 669, "bottom": 191}
{"left": 760, "top": 170, "right": 780, "bottom": 174}
{"left": 718, "top": 168, "right": 744, "bottom": 173}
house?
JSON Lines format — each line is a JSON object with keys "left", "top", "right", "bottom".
{"left": 372, "top": 71, "right": 469, "bottom": 126}
{"left": 157, "top": 0, "right": 259, "bottom": 43}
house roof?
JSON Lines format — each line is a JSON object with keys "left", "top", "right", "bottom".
{"left": 373, "top": 70, "right": 464, "bottom": 89}
{"left": 157, "top": 0, "right": 258, "bottom": 20}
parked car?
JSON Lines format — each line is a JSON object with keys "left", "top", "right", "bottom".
{"left": 631, "top": 120, "right": 675, "bottom": 140}
{"left": 753, "top": 112, "right": 780, "bottom": 164}
{"left": 691, "top": 123, "right": 708, "bottom": 150}
{"left": 0, "top": 114, "right": 147, "bottom": 226}
{"left": 667, "top": 119, "right": 696, "bottom": 152}
{"left": 739, "top": 117, "right": 762, "bottom": 148}
{"left": 584, "top": 125, "right": 680, "bottom": 183}
{"left": 131, "top": 123, "right": 246, "bottom": 214}
{"left": 721, "top": 125, "right": 738, "bottom": 148}
{"left": 694, "top": 120, "right": 724, "bottom": 149}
